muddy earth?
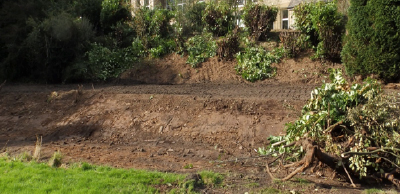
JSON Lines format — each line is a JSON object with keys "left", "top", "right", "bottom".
{"left": 0, "top": 54, "right": 397, "bottom": 193}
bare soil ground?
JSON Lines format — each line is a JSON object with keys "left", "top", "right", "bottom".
{"left": 0, "top": 53, "right": 397, "bottom": 193}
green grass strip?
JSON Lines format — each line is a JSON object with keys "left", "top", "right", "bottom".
{"left": 0, "top": 158, "right": 185, "bottom": 194}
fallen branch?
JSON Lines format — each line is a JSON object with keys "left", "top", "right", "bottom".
{"left": 341, "top": 148, "right": 400, "bottom": 163}
{"left": 342, "top": 162, "right": 356, "bottom": 188}
{"left": 323, "top": 120, "right": 343, "bottom": 134}
{"left": 271, "top": 140, "right": 286, "bottom": 147}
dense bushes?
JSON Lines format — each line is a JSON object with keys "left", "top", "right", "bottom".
{"left": 6, "top": 0, "right": 389, "bottom": 83}
{"left": 174, "top": 1, "right": 206, "bottom": 36}
{"left": 294, "top": 1, "right": 345, "bottom": 61}
{"left": 67, "top": 43, "right": 137, "bottom": 81}
{"left": 185, "top": 33, "right": 217, "bottom": 67}
{"left": 0, "top": 0, "right": 136, "bottom": 82}
{"left": 133, "top": 7, "right": 175, "bottom": 56}
{"left": 100, "top": 0, "right": 131, "bottom": 33}
{"left": 235, "top": 39, "right": 284, "bottom": 82}
{"left": 1, "top": 7, "right": 95, "bottom": 82}
{"left": 242, "top": 3, "right": 277, "bottom": 41}
{"left": 217, "top": 28, "right": 240, "bottom": 61}
{"left": 202, "top": 2, "right": 235, "bottom": 37}
{"left": 342, "top": 0, "right": 400, "bottom": 82}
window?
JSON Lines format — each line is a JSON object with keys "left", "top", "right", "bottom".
{"left": 282, "top": 9, "right": 289, "bottom": 29}
{"left": 236, "top": 10, "right": 245, "bottom": 27}
{"left": 237, "top": 0, "right": 244, "bottom": 7}
{"left": 144, "top": 0, "right": 150, "bottom": 8}
{"left": 166, "top": 0, "right": 174, "bottom": 10}
{"left": 177, "top": 0, "right": 186, "bottom": 10}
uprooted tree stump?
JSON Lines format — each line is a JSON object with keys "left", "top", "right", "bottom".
{"left": 266, "top": 138, "right": 400, "bottom": 188}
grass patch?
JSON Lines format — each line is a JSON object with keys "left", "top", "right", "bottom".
{"left": 198, "top": 170, "right": 224, "bottom": 188}
{"left": 0, "top": 157, "right": 186, "bottom": 194}
{"left": 244, "top": 182, "right": 259, "bottom": 188}
{"left": 260, "top": 187, "right": 287, "bottom": 194}
{"left": 362, "top": 188, "right": 398, "bottom": 194}
{"left": 294, "top": 177, "right": 311, "bottom": 185}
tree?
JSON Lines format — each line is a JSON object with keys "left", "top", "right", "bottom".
{"left": 341, "top": 0, "right": 400, "bottom": 82}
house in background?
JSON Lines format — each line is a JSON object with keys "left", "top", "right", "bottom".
{"left": 130, "top": 0, "right": 324, "bottom": 30}
{"left": 263, "top": 0, "right": 326, "bottom": 30}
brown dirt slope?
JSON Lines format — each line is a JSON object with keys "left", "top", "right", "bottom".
{"left": 0, "top": 54, "right": 395, "bottom": 193}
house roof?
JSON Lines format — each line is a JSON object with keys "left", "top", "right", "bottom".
{"left": 288, "top": 0, "right": 303, "bottom": 8}
{"left": 288, "top": 0, "right": 329, "bottom": 9}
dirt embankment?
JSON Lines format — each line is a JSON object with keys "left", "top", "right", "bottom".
{"left": 1, "top": 54, "right": 387, "bottom": 193}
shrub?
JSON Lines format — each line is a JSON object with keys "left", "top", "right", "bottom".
{"left": 217, "top": 27, "right": 240, "bottom": 61}
{"left": 279, "top": 30, "right": 306, "bottom": 58}
{"left": 294, "top": 2, "right": 345, "bottom": 61}
{"left": 341, "top": 0, "right": 400, "bottom": 82}
{"left": 235, "top": 39, "right": 284, "bottom": 82}
{"left": 23, "top": 12, "right": 94, "bottom": 83}
{"left": 0, "top": 0, "right": 50, "bottom": 81}
{"left": 133, "top": 7, "right": 174, "bottom": 57}
{"left": 149, "top": 37, "right": 176, "bottom": 58}
{"left": 67, "top": 43, "right": 137, "bottom": 81}
{"left": 74, "top": 0, "right": 103, "bottom": 32}
{"left": 174, "top": 1, "right": 206, "bottom": 36}
{"left": 202, "top": 2, "right": 235, "bottom": 37}
{"left": 100, "top": 0, "right": 131, "bottom": 33}
{"left": 242, "top": 3, "right": 278, "bottom": 41}
{"left": 185, "top": 33, "right": 217, "bottom": 67}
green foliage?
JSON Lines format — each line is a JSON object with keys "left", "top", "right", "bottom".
{"left": 132, "top": 7, "right": 175, "bottom": 57}
{"left": 259, "top": 69, "right": 400, "bottom": 179}
{"left": 23, "top": 12, "right": 94, "bottom": 82}
{"left": 0, "top": 0, "right": 104, "bottom": 83}
{"left": 174, "top": 1, "right": 206, "bottom": 36}
{"left": 202, "top": 2, "right": 235, "bottom": 37}
{"left": 74, "top": 0, "right": 103, "bottom": 32}
{"left": 342, "top": 0, "right": 400, "bottom": 82}
{"left": 100, "top": 0, "right": 131, "bottom": 32}
{"left": 294, "top": 1, "right": 345, "bottom": 61}
{"left": 346, "top": 93, "right": 400, "bottom": 178}
{"left": 185, "top": 33, "right": 217, "bottom": 67}
{"left": 284, "top": 69, "right": 380, "bottom": 143}
{"left": 242, "top": 3, "right": 278, "bottom": 41}
{"left": 235, "top": 39, "right": 284, "bottom": 82}
{"left": 149, "top": 37, "right": 176, "bottom": 58}
{"left": 70, "top": 43, "right": 137, "bottom": 81}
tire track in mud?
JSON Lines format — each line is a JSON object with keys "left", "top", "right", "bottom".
{"left": 2, "top": 83, "right": 318, "bottom": 101}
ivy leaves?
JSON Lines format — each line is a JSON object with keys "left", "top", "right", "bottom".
{"left": 235, "top": 39, "right": 284, "bottom": 82}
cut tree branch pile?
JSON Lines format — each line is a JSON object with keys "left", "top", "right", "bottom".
{"left": 261, "top": 69, "right": 400, "bottom": 188}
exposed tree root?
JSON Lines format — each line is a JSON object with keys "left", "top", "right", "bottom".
{"left": 266, "top": 138, "right": 340, "bottom": 182}
{"left": 266, "top": 138, "right": 400, "bottom": 188}
{"left": 378, "top": 172, "right": 400, "bottom": 188}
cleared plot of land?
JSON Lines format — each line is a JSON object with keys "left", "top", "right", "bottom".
{"left": 0, "top": 55, "right": 396, "bottom": 193}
